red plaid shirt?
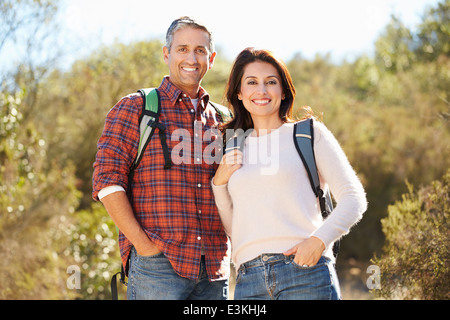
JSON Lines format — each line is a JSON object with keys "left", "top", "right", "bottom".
{"left": 93, "top": 77, "right": 230, "bottom": 281}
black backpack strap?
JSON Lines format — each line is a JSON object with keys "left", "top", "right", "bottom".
{"left": 111, "top": 265, "right": 127, "bottom": 300}
{"left": 294, "top": 118, "right": 339, "bottom": 258}
{"left": 224, "top": 134, "right": 246, "bottom": 154}
{"left": 294, "top": 119, "right": 321, "bottom": 197}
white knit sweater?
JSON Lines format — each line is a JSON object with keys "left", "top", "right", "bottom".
{"left": 212, "top": 121, "right": 367, "bottom": 269}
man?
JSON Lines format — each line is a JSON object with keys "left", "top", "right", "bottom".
{"left": 92, "top": 17, "right": 230, "bottom": 300}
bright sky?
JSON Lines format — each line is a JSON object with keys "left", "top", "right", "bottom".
{"left": 61, "top": 0, "right": 440, "bottom": 64}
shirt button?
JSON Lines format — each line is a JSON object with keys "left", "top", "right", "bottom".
{"left": 197, "top": 237, "right": 202, "bottom": 241}
{"left": 197, "top": 184, "right": 202, "bottom": 188}
{"left": 190, "top": 109, "right": 195, "bottom": 113}
{"left": 179, "top": 98, "right": 182, "bottom": 102}
{"left": 198, "top": 210, "right": 202, "bottom": 214}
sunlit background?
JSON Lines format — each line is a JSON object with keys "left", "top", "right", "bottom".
{"left": 1, "top": 0, "right": 448, "bottom": 301}
{"left": 0, "top": 0, "right": 441, "bottom": 71}
{"left": 63, "top": 0, "right": 440, "bottom": 61}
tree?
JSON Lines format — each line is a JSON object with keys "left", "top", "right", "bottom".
{"left": 375, "top": 15, "right": 415, "bottom": 72}
{"left": 1, "top": 0, "right": 62, "bottom": 118}
{"left": 415, "top": 0, "right": 450, "bottom": 62}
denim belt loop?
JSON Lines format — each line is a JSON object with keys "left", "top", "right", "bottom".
{"left": 285, "top": 254, "right": 292, "bottom": 264}
{"left": 240, "top": 264, "right": 247, "bottom": 275}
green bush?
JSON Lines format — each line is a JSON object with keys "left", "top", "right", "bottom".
{"left": 372, "top": 169, "right": 450, "bottom": 300}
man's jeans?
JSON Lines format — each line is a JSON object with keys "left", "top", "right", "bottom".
{"left": 234, "top": 254, "right": 341, "bottom": 300}
{"left": 127, "top": 247, "right": 229, "bottom": 300}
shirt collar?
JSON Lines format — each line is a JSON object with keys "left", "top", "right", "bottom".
{"left": 158, "top": 76, "right": 210, "bottom": 108}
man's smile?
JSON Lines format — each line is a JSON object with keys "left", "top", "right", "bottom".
{"left": 181, "top": 67, "right": 198, "bottom": 72}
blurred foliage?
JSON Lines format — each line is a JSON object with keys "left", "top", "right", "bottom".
{"left": 372, "top": 170, "right": 449, "bottom": 299}
{"left": 0, "top": 89, "right": 80, "bottom": 299}
{"left": 63, "top": 202, "right": 122, "bottom": 299}
{"left": 1, "top": 0, "right": 449, "bottom": 299}
{"left": 39, "top": 40, "right": 167, "bottom": 207}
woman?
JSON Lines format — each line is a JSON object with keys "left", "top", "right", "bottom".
{"left": 212, "top": 48, "right": 367, "bottom": 300}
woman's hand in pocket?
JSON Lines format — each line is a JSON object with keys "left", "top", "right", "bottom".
{"left": 283, "top": 236, "right": 325, "bottom": 267}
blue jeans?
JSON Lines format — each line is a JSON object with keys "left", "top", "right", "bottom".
{"left": 127, "top": 247, "right": 229, "bottom": 300}
{"left": 234, "top": 254, "right": 341, "bottom": 300}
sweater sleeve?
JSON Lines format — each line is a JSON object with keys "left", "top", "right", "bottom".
{"left": 211, "top": 180, "right": 233, "bottom": 236}
{"left": 311, "top": 121, "right": 368, "bottom": 250}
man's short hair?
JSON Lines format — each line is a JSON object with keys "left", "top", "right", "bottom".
{"left": 165, "top": 16, "right": 214, "bottom": 54}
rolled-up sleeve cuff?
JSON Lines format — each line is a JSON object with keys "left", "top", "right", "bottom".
{"left": 98, "top": 185, "right": 126, "bottom": 200}
{"left": 92, "top": 172, "right": 129, "bottom": 201}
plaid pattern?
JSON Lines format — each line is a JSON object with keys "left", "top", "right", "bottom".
{"left": 93, "top": 77, "right": 230, "bottom": 281}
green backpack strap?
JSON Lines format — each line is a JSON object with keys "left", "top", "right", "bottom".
{"left": 294, "top": 118, "right": 339, "bottom": 258}
{"left": 129, "top": 88, "right": 172, "bottom": 181}
{"left": 136, "top": 88, "right": 159, "bottom": 165}
{"left": 209, "top": 101, "right": 233, "bottom": 123}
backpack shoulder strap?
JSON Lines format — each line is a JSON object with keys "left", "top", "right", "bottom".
{"left": 129, "top": 88, "right": 172, "bottom": 174}
{"left": 293, "top": 118, "right": 321, "bottom": 198}
{"left": 294, "top": 118, "right": 337, "bottom": 217}
{"left": 294, "top": 118, "right": 339, "bottom": 257}
{"left": 209, "top": 101, "right": 233, "bottom": 123}
{"left": 131, "top": 88, "right": 160, "bottom": 171}
{"left": 224, "top": 133, "right": 246, "bottom": 154}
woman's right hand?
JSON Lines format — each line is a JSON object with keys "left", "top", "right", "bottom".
{"left": 213, "top": 150, "right": 243, "bottom": 186}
